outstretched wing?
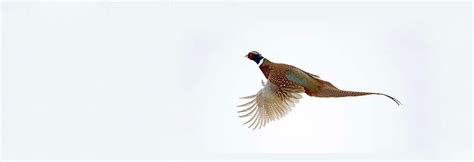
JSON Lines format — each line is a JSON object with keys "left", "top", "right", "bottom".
{"left": 237, "top": 81, "right": 304, "bottom": 130}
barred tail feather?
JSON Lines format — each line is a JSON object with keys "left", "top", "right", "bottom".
{"left": 315, "top": 88, "right": 402, "bottom": 106}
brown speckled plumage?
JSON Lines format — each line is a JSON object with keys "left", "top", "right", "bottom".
{"left": 238, "top": 51, "right": 401, "bottom": 130}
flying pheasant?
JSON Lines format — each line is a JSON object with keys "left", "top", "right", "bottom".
{"left": 238, "top": 51, "right": 401, "bottom": 130}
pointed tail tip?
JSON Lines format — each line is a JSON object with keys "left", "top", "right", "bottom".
{"left": 390, "top": 96, "right": 402, "bottom": 107}
{"left": 378, "top": 93, "right": 402, "bottom": 107}
{"left": 396, "top": 101, "right": 403, "bottom": 107}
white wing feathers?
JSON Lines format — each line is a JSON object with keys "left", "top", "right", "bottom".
{"left": 237, "top": 81, "right": 304, "bottom": 130}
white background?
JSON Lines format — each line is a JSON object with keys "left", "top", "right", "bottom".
{"left": 2, "top": 2, "right": 472, "bottom": 160}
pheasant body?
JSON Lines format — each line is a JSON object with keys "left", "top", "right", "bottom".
{"left": 239, "top": 51, "right": 401, "bottom": 130}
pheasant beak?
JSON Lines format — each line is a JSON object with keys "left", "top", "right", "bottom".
{"left": 245, "top": 53, "right": 252, "bottom": 60}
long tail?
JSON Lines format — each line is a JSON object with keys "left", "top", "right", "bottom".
{"left": 315, "top": 87, "right": 402, "bottom": 106}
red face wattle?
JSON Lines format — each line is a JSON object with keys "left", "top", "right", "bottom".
{"left": 247, "top": 53, "right": 254, "bottom": 60}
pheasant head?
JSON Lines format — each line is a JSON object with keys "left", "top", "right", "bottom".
{"left": 246, "top": 51, "right": 264, "bottom": 65}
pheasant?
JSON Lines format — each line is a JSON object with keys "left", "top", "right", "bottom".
{"left": 238, "top": 51, "right": 401, "bottom": 130}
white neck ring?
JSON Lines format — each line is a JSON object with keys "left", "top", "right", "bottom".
{"left": 257, "top": 58, "right": 264, "bottom": 66}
